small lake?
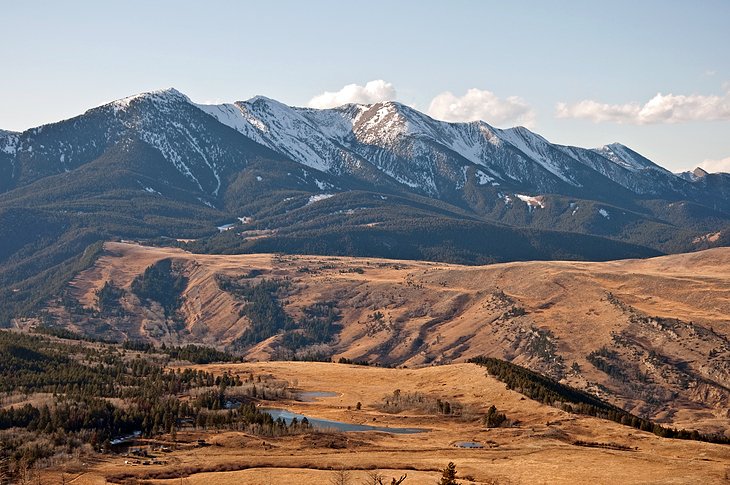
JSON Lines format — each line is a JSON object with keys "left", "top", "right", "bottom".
{"left": 455, "top": 441, "right": 484, "bottom": 448}
{"left": 262, "top": 408, "right": 426, "bottom": 434}
{"left": 298, "top": 391, "right": 338, "bottom": 402}
{"left": 110, "top": 430, "right": 141, "bottom": 446}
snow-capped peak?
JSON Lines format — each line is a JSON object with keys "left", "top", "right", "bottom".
{"left": 245, "top": 94, "right": 285, "bottom": 106}
{"left": 352, "top": 101, "right": 427, "bottom": 143}
{"left": 593, "top": 142, "right": 667, "bottom": 173}
{"left": 0, "top": 130, "right": 19, "bottom": 155}
{"left": 109, "top": 87, "right": 191, "bottom": 113}
{"left": 507, "top": 125, "right": 551, "bottom": 144}
{"left": 196, "top": 95, "right": 350, "bottom": 173}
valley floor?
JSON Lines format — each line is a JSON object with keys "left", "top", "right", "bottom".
{"left": 43, "top": 362, "right": 730, "bottom": 485}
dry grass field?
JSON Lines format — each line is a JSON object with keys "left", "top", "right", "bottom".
{"left": 50, "top": 242, "right": 730, "bottom": 434}
{"left": 41, "top": 362, "right": 730, "bottom": 484}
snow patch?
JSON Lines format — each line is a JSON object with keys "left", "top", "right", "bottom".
{"left": 475, "top": 169, "right": 495, "bottom": 185}
{"left": 515, "top": 194, "right": 545, "bottom": 209}
{"left": 0, "top": 130, "right": 19, "bottom": 164}
{"left": 217, "top": 223, "right": 236, "bottom": 232}
{"left": 331, "top": 207, "right": 370, "bottom": 216}
{"left": 198, "top": 198, "right": 215, "bottom": 209}
{"left": 1, "top": 139, "right": 18, "bottom": 155}
{"left": 307, "top": 193, "right": 335, "bottom": 205}
{"left": 456, "top": 166, "right": 469, "bottom": 189}
{"left": 137, "top": 180, "right": 162, "bottom": 195}
{"left": 315, "top": 179, "right": 334, "bottom": 190}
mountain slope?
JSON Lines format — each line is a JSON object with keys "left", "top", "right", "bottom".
{"left": 2, "top": 89, "right": 291, "bottom": 200}
{"left": 193, "top": 93, "right": 730, "bottom": 253}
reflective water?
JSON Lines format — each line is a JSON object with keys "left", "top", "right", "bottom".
{"left": 298, "top": 391, "right": 338, "bottom": 402}
{"left": 455, "top": 441, "right": 484, "bottom": 448}
{"left": 262, "top": 408, "right": 426, "bottom": 434}
{"left": 110, "top": 431, "right": 141, "bottom": 446}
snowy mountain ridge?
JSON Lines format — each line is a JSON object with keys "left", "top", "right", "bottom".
{"left": 193, "top": 93, "right": 703, "bottom": 199}
{"left": 1, "top": 87, "right": 727, "bottom": 213}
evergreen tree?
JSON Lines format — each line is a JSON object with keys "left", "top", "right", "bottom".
{"left": 438, "top": 462, "right": 460, "bottom": 485}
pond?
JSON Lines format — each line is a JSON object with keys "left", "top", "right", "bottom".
{"left": 455, "top": 441, "right": 484, "bottom": 448}
{"left": 110, "top": 430, "right": 141, "bottom": 446}
{"left": 298, "top": 391, "right": 338, "bottom": 402}
{"left": 262, "top": 408, "right": 426, "bottom": 434}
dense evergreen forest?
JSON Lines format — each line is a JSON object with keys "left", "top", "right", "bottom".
{"left": 217, "top": 275, "right": 342, "bottom": 357}
{"left": 0, "top": 239, "right": 105, "bottom": 327}
{"left": 130, "top": 258, "right": 188, "bottom": 318}
{"left": 189, "top": 197, "right": 662, "bottom": 266}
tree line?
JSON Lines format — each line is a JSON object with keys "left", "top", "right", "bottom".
{"left": 468, "top": 356, "right": 730, "bottom": 445}
{"left": 0, "top": 330, "right": 307, "bottom": 480}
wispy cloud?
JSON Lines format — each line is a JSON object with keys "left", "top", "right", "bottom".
{"left": 698, "top": 156, "right": 730, "bottom": 173}
{"left": 308, "top": 80, "right": 396, "bottom": 108}
{"left": 556, "top": 89, "right": 730, "bottom": 124}
{"left": 427, "top": 88, "right": 535, "bottom": 127}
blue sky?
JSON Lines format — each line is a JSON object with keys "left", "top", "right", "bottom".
{"left": 1, "top": 0, "right": 729, "bottom": 172}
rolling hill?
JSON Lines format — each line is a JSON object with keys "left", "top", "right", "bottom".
{"left": 29, "top": 242, "right": 730, "bottom": 435}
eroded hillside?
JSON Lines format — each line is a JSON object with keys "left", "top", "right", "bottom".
{"left": 38, "top": 242, "right": 730, "bottom": 434}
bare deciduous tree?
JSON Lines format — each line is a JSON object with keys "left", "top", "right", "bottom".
{"left": 363, "top": 471, "right": 384, "bottom": 485}
{"left": 330, "top": 467, "right": 351, "bottom": 485}
{"left": 363, "top": 471, "right": 407, "bottom": 485}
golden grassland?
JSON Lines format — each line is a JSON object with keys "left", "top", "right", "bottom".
{"left": 42, "top": 362, "right": 730, "bottom": 485}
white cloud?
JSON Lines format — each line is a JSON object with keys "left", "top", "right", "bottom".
{"left": 427, "top": 88, "right": 535, "bottom": 127}
{"left": 556, "top": 89, "right": 730, "bottom": 124}
{"left": 698, "top": 156, "right": 730, "bottom": 173}
{"left": 308, "top": 80, "right": 396, "bottom": 108}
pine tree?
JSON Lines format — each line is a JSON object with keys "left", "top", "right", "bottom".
{"left": 438, "top": 462, "right": 460, "bottom": 485}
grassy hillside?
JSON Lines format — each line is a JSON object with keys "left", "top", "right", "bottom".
{"left": 42, "top": 242, "right": 730, "bottom": 436}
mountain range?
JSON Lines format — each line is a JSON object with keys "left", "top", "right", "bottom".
{"left": 1, "top": 87, "right": 729, "bottom": 324}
